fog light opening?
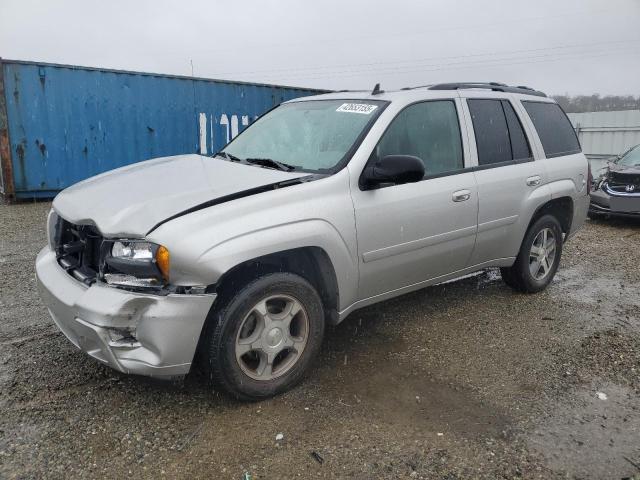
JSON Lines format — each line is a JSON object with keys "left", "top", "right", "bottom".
{"left": 107, "top": 327, "right": 140, "bottom": 348}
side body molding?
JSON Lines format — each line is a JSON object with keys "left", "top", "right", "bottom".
{"left": 362, "top": 225, "right": 477, "bottom": 263}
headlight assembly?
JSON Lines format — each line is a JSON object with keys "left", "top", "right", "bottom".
{"left": 592, "top": 177, "right": 608, "bottom": 192}
{"left": 103, "top": 240, "right": 170, "bottom": 289}
{"left": 111, "top": 241, "right": 155, "bottom": 260}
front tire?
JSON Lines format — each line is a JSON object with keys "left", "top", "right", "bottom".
{"left": 203, "top": 272, "right": 325, "bottom": 401}
{"left": 500, "top": 214, "right": 563, "bottom": 293}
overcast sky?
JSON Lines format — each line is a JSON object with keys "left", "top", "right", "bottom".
{"left": 1, "top": 0, "right": 639, "bottom": 96}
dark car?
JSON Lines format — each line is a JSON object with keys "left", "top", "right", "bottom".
{"left": 589, "top": 144, "right": 640, "bottom": 219}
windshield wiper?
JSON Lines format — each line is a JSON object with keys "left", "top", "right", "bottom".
{"left": 244, "top": 157, "right": 297, "bottom": 171}
{"left": 216, "top": 151, "right": 243, "bottom": 162}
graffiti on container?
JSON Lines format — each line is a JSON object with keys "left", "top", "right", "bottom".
{"left": 198, "top": 112, "right": 257, "bottom": 155}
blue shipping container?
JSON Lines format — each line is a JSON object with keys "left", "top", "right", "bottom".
{"left": 0, "top": 59, "right": 325, "bottom": 199}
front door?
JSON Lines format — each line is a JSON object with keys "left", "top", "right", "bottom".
{"left": 350, "top": 99, "right": 478, "bottom": 300}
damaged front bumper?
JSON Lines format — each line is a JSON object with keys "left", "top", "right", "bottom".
{"left": 35, "top": 247, "right": 216, "bottom": 378}
{"left": 590, "top": 188, "right": 640, "bottom": 218}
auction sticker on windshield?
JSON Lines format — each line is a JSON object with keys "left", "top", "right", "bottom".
{"left": 336, "top": 103, "right": 378, "bottom": 114}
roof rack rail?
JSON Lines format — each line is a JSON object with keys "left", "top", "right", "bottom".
{"left": 428, "top": 82, "right": 547, "bottom": 97}
{"left": 400, "top": 84, "right": 430, "bottom": 90}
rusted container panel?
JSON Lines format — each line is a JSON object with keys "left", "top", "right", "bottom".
{"left": 0, "top": 59, "right": 15, "bottom": 198}
{"left": 0, "top": 59, "right": 324, "bottom": 199}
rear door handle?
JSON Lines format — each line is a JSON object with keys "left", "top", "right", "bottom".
{"left": 526, "top": 175, "right": 541, "bottom": 187}
{"left": 452, "top": 189, "right": 471, "bottom": 202}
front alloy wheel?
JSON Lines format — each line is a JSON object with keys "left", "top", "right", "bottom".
{"left": 203, "top": 272, "right": 325, "bottom": 400}
{"left": 235, "top": 295, "right": 309, "bottom": 381}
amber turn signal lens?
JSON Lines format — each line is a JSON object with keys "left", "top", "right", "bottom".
{"left": 155, "top": 246, "right": 170, "bottom": 281}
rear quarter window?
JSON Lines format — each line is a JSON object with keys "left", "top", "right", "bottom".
{"left": 522, "top": 101, "right": 581, "bottom": 158}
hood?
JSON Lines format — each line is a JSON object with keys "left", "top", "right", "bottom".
{"left": 604, "top": 162, "right": 640, "bottom": 193}
{"left": 608, "top": 162, "right": 640, "bottom": 176}
{"left": 53, "top": 154, "right": 308, "bottom": 237}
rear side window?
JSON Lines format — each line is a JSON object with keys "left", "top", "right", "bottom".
{"left": 374, "top": 100, "right": 464, "bottom": 177}
{"left": 522, "top": 101, "right": 581, "bottom": 158}
{"left": 502, "top": 101, "right": 531, "bottom": 161}
{"left": 468, "top": 99, "right": 532, "bottom": 166}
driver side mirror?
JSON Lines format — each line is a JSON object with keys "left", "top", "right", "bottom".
{"left": 361, "top": 155, "right": 425, "bottom": 190}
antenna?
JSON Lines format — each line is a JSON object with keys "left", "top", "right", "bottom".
{"left": 371, "top": 83, "right": 383, "bottom": 95}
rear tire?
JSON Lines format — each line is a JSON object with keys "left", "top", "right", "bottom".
{"left": 500, "top": 214, "right": 563, "bottom": 293}
{"left": 202, "top": 272, "right": 325, "bottom": 401}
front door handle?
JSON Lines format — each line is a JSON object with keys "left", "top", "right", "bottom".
{"left": 452, "top": 189, "right": 471, "bottom": 202}
{"left": 526, "top": 175, "right": 541, "bottom": 187}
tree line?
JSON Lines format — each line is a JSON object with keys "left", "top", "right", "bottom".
{"left": 552, "top": 94, "right": 640, "bottom": 113}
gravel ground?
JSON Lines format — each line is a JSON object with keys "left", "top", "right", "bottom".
{"left": 1, "top": 201, "right": 639, "bottom": 479}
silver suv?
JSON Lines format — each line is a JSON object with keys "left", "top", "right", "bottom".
{"left": 36, "top": 82, "right": 589, "bottom": 400}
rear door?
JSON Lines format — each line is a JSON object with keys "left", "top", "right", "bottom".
{"left": 351, "top": 98, "right": 478, "bottom": 300}
{"left": 519, "top": 100, "right": 588, "bottom": 236}
{"left": 461, "top": 94, "right": 549, "bottom": 264}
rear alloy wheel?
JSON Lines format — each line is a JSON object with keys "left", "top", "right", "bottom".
{"left": 528, "top": 227, "right": 557, "bottom": 281}
{"left": 203, "top": 273, "right": 324, "bottom": 400}
{"left": 500, "top": 214, "right": 563, "bottom": 293}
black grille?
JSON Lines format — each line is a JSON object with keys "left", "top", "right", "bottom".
{"left": 53, "top": 218, "right": 104, "bottom": 285}
{"left": 607, "top": 171, "right": 640, "bottom": 193}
